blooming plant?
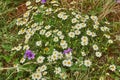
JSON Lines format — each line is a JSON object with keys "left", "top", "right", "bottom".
{"left": 9, "top": 0, "right": 120, "bottom": 79}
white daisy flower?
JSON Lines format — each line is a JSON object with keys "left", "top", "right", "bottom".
{"left": 60, "top": 72, "right": 67, "bottom": 79}
{"left": 70, "top": 1, "right": 76, "bottom": 4}
{"left": 91, "top": 32, "right": 97, "bottom": 37}
{"left": 75, "top": 23, "right": 82, "bottom": 29}
{"left": 93, "top": 25, "right": 99, "bottom": 29}
{"left": 61, "top": 43, "right": 68, "bottom": 49}
{"left": 35, "top": 72, "right": 42, "bottom": 80}
{"left": 23, "top": 45, "right": 30, "bottom": 50}
{"left": 81, "top": 41, "right": 88, "bottom": 46}
{"left": 71, "top": 12, "right": 76, "bottom": 15}
{"left": 104, "top": 34, "right": 110, "bottom": 39}
{"left": 81, "top": 36, "right": 89, "bottom": 46}
{"left": 66, "top": 59, "right": 73, "bottom": 67}
{"left": 53, "top": 29, "right": 58, "bottom": 33}
{"left": 17, "top": 18, "right": 27, "bottom": 25}
{"left": 53, "top": 50, "right": 59, "bottom": 54}
{"left": 27, "top": 6, "right": 33, "bottom": 10}
{"left": 59, "top": 35, "right": 64, "bottom": 39}
{"left": 51, "top": 0, "right": 59, "bottom": 4}
{"left": 100, "top": 27, "right": 105, "bottom": 32}
{"left": 62, "top": 15, "right": 68, "bottom": 20}
{"left": 95, "top": 21, "right": 99, "bottom": 25}
{"left": 35, "top": 26, "right": 42, "bottom": 30}
{"left": 109, "top": 64, "right": 116, "bottom": 71}
{"left": 39, "top": 29, "right": 46, "bottom": 35}
{"left": 16, "top": 45, "right": 22, "bottom": 51}
{"left": 54, "top": 67, "right": 61, "bottom": 74}
{"left": 25, "top": 34, "right": 31, "bottom": 40}
{"left": 45, "top": 42, "right": 49, "bottom": 46}
{"left": 62, "top": 60, "right": 67, "bottom": 66}
{"left": 28, "top": 30, "right": 35, "bottom": 36}
{"left": 16, "top": 18, "right": 22, "bottom": 25}
{"left": 60, "top": 40, "right": 67, "bottom": 46}
{"left": 57, "top": 31, "right": 62, "bottom": 36}
{"left": 95, "top": 52, "right": 102, "bottom": 57}
{"left": 101, "top": 26, "right": 110, "bottom": 32}
{"left": 91, "top": 16, "right": 98, "bottom": 21}
{"left": 84, "top": 60, "right": 92, "bottom": 67}
{"left": 81, "top": 51, "right": 86, "bottom": 56}
{"left": 37, "top": 56, "right": 45, "bottom": 63}
{"left": 36, "top": 41, "right": 42, "bottom": 46}
{"left": 58, "top": 12, "right": 66, "bottom": 18}
{"left": 26, "top": 28, "right": 32, "bottom": 33}
{"left": 18, "top": 28, "right": 26, "bottom": 35}
{"left": 53, "top": 37, "right": 59, "bottom": 42}
{"left": 56, "top": 52, "right": 63, "bottom": 59}
{"left": 65, "top": 52, "right": 72, "bottom": 60}
{"left": 32, "top": 73, "right": 37, "bottom": 80}
{"left": 20, "top": 58, "right": 25, "bottom": 64}
{"left": 45, "top": 8, "right": 53, "bottom": 15}
{"left": 41, "top": 78, "right": 46, "bottom": 80}
{"left": 25, "top": 1, "right": 31, "bottom": 6}
{"left": 68, "top": 32, "right": 75, "bottom": 38}
{"left": 47, "top": 56, "right": 52, "bottom": 62}
{"left": 41, "top": 65, "right": 47, "bottom": 72}
{"left": 93, "top": 44, "right": 99, "bottom": 51}
{"left": 108, "top": 39, "right": 113, "bottom": 44}
{"left": 45, "top": 25, "right": 51, "bottom": 30}
{"left": 81, "top": 17, "right": 87, "bottom": 22}
{"left": 86, "top": 30, "right": 92, "bottom": 36}
{"left": 104, "top": 27, "right": 110, "bottom": 31}
{"left": 23, "top": 11, "right": 30, "bottom": 18}
{"left": 45, "top": 31, "right": 52, "bottom": 37}
{"left": 24, "top": 39, "right": 29, "bottom": 44}
{"left": 63, "top": 59, "right": 72, "bottom": 67}
{"left": 46, "top": 8, "right": 53, "bottom": 12}
{"left": 81, "top": 36, "right": 88, "bottom": 42}
{"left": 85, "top": 15, "right": 89, "bottom": 19}
{"left": 105, "top": 21, "right": 110, "bottom": 24}
{"left": 80, "top": 23, "right": 86, "bottom": 28}
{"left": 75, "top": 14, "right": 81, "bottom": 19}
{"left": 75, "top": 30, "right": 81, "bottom": 35}
{"left": 42, "top": 71, "right": 47, "bottom": 76}
{"left": 36, "top": 67, "right": 42, "bottom": 72}
{"left": 71, "top": 18, "right": 78, "bottom": 23}
{"left": 36, "top": 0, "right": 40, "bottom": 3}
{"left": 51, "top": 53, "right": 58, "bottom": 61}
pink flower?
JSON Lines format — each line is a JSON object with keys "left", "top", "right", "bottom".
{"left": 63, "top": 48, "right": 72, "bottom": 54}
{"left": 24, "top": 50, "right": 35, "bottom": 60}
{"left": 41, "top": 0, "right": 46, "bottom": 4}
{"left": 116, "top": 0, "right": 120, "bottom": 3}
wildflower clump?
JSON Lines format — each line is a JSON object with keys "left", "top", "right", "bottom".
{"left": 11, "top": 0, "right": 118, "bottom": 79}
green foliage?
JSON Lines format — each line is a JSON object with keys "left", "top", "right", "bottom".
{"left": 0, "top": 0, "right": 120, "bottom": 80}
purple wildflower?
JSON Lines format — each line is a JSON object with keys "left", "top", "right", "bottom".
{"left": 116, "top": 0, "right": 120, "bottom": 3}
{"left": 24, "top": 50, "right": 35, "bottom": 60}
{"left": 63, "top": 48, "right": 72, "bottom": 54}
{"left": 41, "top": 0, "right": 46, "bottom": 4}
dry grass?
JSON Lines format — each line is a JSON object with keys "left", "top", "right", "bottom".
{"left": 60, "top": 0, "right": 120, "bottom": 21}
{"left": 1, "top": 0, "right": 119, "bottom": 23}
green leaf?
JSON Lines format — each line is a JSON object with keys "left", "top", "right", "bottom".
{"left": 115, "top": 77, "right": 120, "bottom": 80}
{"left": 0, "top": 62, "right": 2, "bottom": 67}
{"left": 2, "top": 56, "right": 11, "bottom": 63}
{"left": 117, "top": 66, "right": 120, "bottom": 70}
{"left": 81, "top": 65, "right": 88, "bottom": 71}
{"left": 79, "top": 57, "right": 83, "bottom": 61}
{"left": 1, "top": 43, "right": 12, "bottom": 51}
